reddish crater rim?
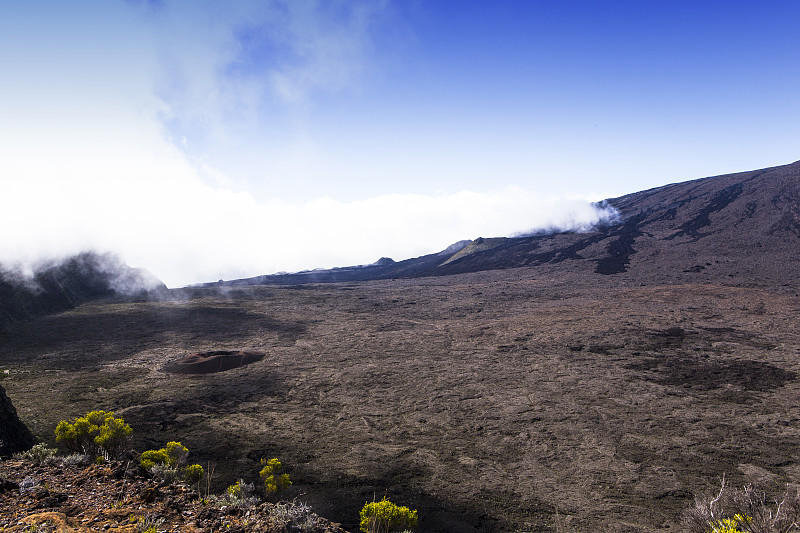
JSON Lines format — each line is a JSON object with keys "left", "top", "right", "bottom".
{"left": 163, "top": 350, "right": 266, "bottom": 374}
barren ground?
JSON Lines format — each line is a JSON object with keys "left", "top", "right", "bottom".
{"left": 2, "top": 265, "right": 799, "bottom": 532}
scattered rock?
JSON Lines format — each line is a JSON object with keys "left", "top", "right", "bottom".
{"left": 1, "top": 457, "right": 349, "bottom": 532}
{"left": 139, "top": 485, "right": 161, "bottom": 503}
{"left": 0, "top": 478, "right": 19, "bottom": 493}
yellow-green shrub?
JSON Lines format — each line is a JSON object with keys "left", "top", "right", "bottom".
{"left": 227, "top": 481, "right": 244, "bottom": 499}
{"left": 709, "top": 515, "right": 750, "bottom": 533}
{"left": 140, "top": 449, "right": 170, "bottom": 469}
{"left": 221, "top": 479, "right": 260, "bottom": 509}
{"left": 94, "top": 416, "right": 133, "bottom": 458}
{"left": 140, "top": 441, "right": 187, "bottom": 469}
{"left": 55, "top": 410, "right": 132, "bottom": 459}
{"left": 164, "top": 441, "right": 188, "bottom": 465}
{"left": 182, "top": 463, "right": 204, "bottom": 484}
{"left": 259, "top": 457, "right": 291, "bottom": 497}
{"left": 140, "top": 441, "right": 202, "bottom": 484}
{"left": 359, "top": 497, "right": 418, "bottom": 533}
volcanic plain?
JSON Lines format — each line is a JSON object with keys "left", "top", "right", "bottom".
{"left": 3, "top": 161, "right": 800, "bottom": 532}
{"left": 1, "top": 264, "right": 799, "bottom": 532}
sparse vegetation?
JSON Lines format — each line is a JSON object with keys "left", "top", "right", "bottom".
{"left": 134, "top": 513, "right": 166, "bottom": 533}
{"left": 140, "top": 440, "right": 204, "bottom": 486}
{"left": 259, "top": 457, "right": 292, "bottom": 498}
{"left": 53, "top": 453, "right": 92, "bottom": 467}
{"left": 54, "top": 410, "right": 132, "bottom": 459}
{"left": 14, "top": 443, "right": 56, "bottom": 465}
{"left": 270, "top": 499, "right": 331, "bottom": 531}
{"left": 683, "top": 477, "right": 800, "bottom": 533}
{"left": 359, "top": 497, "right": 418, "bottom": 533}
{"left": 2, "top": 414, "right": 348, "bottom": 533}
{"left": 217, "top": 479, "right": 261, "bottom": 510}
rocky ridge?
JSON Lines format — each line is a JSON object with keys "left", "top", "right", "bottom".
{"left": 0, "top": 384, "right": 36, "bottom": 458}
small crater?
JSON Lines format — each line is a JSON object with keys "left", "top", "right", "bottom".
{"left": 163, "top": 350, "right": 266, "bottom": 374}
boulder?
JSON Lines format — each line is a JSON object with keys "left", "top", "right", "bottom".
{"left": 0, "top": 384, "right": 36, "bottom": 458}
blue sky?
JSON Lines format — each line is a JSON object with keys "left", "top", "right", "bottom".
{"left": 1, "top": 1, "right": 798, "bottom": 286}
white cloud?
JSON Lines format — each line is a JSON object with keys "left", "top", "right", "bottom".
{"left": 136, "top": 0, "right": 393, "bottom": 186}
{"left": 0, "top": 2, "right": 619, "bottom": 288}
{"left": 0, "top": 133, "right": 617, "bottom": 287}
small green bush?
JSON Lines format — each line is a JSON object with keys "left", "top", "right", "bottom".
{"left": 164, "top": 441, "right": 188, "bottom": 465}
{"left": 359, "top": 497, "right": 418, "bottom": 533}
{"left": 227, "top": 480, "right": 245, "bottom": 499}
{"left": 95, "top": 416, "right": 133, "bottom": 458}
{"left": 140, "top": 441, "right": 188, "bottom": 468}
{"left": 140, "top": 448, "right": 170, "bottom": 470}
{"left": 219, "top": 479, "right": 260, "bottom": 510}
{"left": 140, "top": 441, "right": 202, "bottom": 485}
{"left": 182, "top": 463, "right": 204, "bottom": 484}
{"left": 709, "top": 515, "right": 749, "bottom": 533}
{"left": 55, "top": 410, "right": 132, "bottom": 459}
{"left": 259, "top": 457, "right": 292, "bottom": 497}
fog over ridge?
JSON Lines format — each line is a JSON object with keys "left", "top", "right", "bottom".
{"left": 0, "top": 176, "right": 618, "bottom": 288}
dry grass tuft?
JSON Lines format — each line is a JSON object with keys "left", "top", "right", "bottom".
{"left": 684, "top": 476, "right": 800, "bottom": 533}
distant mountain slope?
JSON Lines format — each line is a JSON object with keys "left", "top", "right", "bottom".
{"left": 433, "top": 160, "right": 800, "bottom": 281}
{"left": 0, "top": 252, "right": 166, "bottom": 333}
{"left": 213, "top": 160, "right": 800, "bottom": 287}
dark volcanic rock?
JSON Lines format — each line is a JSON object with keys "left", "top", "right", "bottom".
{"left": 0, "top": 384, "right": 36, "bottom": 458}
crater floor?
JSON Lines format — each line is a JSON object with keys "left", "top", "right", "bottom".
{"left": 2, "top": 267, "right": 799, "bottom": 532}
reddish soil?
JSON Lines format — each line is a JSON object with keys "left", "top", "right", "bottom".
{"left": 0, "top": 456, "right": 347, "bottom": 532}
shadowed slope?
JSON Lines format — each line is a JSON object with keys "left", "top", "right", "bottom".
{"left": 0, "top": 384, "right": 35, "bottom": 458}
{"left": 0, "top": 252, "right": 166, "bottom": 333}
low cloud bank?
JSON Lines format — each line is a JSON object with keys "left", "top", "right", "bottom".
{"left": 0, "top": 177, "right": 618, "bottom": 288}
{"left": 0, "top": 102, "right": 619, "bottom": 288}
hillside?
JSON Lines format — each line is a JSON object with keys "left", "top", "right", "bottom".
{"left": 214, "top": 160, "right": 800, "bottom": 287}
{"left": 433, "top": 159, "right": 800, "bottom": 282}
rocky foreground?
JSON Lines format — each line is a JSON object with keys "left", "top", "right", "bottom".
{"left": 0, "top": 456, "right": 348, "bottom": 533}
